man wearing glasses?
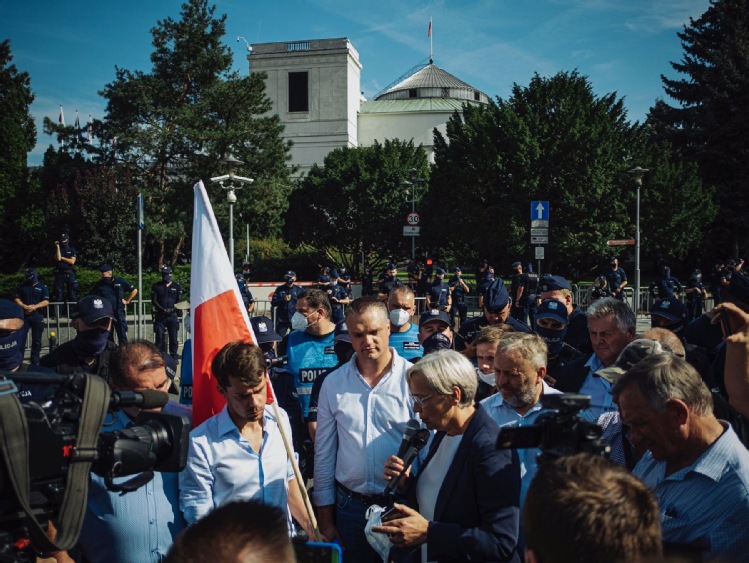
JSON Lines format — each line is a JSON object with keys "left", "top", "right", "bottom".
{"left": 314, "top": 297, "right": 420, "bottom": 562}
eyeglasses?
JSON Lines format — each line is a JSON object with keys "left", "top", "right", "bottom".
{"left": 409, "top": 393, "right": 436, "bottom": 408}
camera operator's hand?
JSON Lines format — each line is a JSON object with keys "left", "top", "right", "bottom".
{"left": 37, "top": 520, "right": 76, "bottom": 563}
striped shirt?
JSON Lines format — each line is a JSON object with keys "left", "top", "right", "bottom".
{"left": 635, "top": 422, "right": 749, "bottom": 561}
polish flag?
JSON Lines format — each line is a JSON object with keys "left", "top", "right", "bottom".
{"left": 190, "top": 180, "right": 267, "bottom": 426}
{"left": 58, "top": 105, "right": 65, "bottom": 126}
{"left": 428, "top": 19, "right": 432, "bottom": 37}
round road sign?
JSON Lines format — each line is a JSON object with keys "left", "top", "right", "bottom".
{"left": 406, "top": 212, "right": 420, "bottom": 225}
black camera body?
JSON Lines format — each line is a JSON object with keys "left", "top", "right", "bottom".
{"left": 0, "top": 372, "right": 189, "bottom": 562}
{"left": 496, "top": 393, "right": 610, "bottom": 459}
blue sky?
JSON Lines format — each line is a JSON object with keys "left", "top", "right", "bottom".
{"left": 3, "top": 0, "right": 710, "bottom": 166}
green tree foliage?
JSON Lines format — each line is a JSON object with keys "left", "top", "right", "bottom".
{"left": 649, "top": 0, "right": 749, "bottom": 257}
{"left": 425, "top": 71, "right": 641, "bottom": 274}
{"left": 284, "top": 140, "right": 429, "bottom": 273}
{"left": 43, "top": 0, "right": 294, "bottom": 270}
{"left": 0, "top": 40, "right": 38, "bottom": 271}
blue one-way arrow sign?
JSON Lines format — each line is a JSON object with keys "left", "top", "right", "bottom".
{"left": 531, "top": 201, "right": 549, "bottom": 221}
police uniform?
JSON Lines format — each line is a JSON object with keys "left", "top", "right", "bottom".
{"left": 685, "top": 273, "right": 707, "bottom": 323}
{"left": 285, "top": 329, "right": 339, "bottom": 421}
{"left": 271, "top": 272, "right": 304, "bottom": 337}
{"left": 54, "top": 234, "right": 78, "bottom": 303}
{"left": 152, "top": 267, "right": 182, "bottom": 360}
{"left": 361, "top": 268, "right": 375, "bottom": 296}
{"left": 327, "top": 280, "right": 351, "bottom": 324}
{"left": 91, "top": 266, "right": 136, "bottom": 345}
{"left": 236, "top": 275, "right": 255, "bottom": 313}
{"left": 378, "top": 276, "right": 403, "bottom": 296}
{"left": 649, "top": 269, "right": 682, "bottom": 300}
{"left": 428, "top": 270, "right": 450, "bottom": 310}
{"left": 15, "top": 269, "right": 50, "bottom": 365}
{"left": 510, "top": 264, "right": 529, "bottom": 324}
{"left": 602, "top": 263, "right": 627, "bottom": 301}
{"left": 449, "top": 270, "right": 469, "bottom": 324}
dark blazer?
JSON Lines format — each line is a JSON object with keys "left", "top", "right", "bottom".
{"left": 390, "top": 404, "right": 521, "bottom": 563}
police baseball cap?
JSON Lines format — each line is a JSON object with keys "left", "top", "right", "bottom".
{"left": 596, "top": 339, "right": 669, "bottom": 384}
{"left": 284, "top": 270, "right": 296, "bottom": 279}
{"left": 250, "top": 315, "right": 282, "bottom": 344}
{"left": 610, "top": 256, "right": 618, "bottom": 264}
{"left": 535, "top": 299, "right": 568, "bottom": 325}
{"left": 74, "top": 295, "right": 115, "bottom": 324}
{"left": 454, "top": 267, "right": 462, "bottom": 273}
{"left": 0, "top": 299, "right": 24, "bottom": 331}
{"left": 538, "top": 275, "right": 571, "bottom": 293}
{"left": 161, "top": 265, "right": 173, "bottom": 274}
{"left": 435, "top": 267, "right": 445, "bottom": 275}
{"left": 330, "top": 269, "right": 339, "bottom": 279}
{"left": 24, "top": 268, "right": 37, "bottom": 280}
{"left": 60, "top": 232, "right": 70, "bottom": 241}
{"left": 512, "top": 261, "right": 522, "bottom": 269}
{"left": 650, "top": 298, "right": 686, "bottom": 323}
{"left": 334, "top": 320, "right": 351, "bottom": 343}
{"left": 99, "top": 263, "right": 114, "bottom": 273}
{"left": 387, "top": 263, "right": 397, "bottom": 270}
{"left": 419, "top": 308, "right": 452, "bottom": 329}
{"left": 484, "top": 279, "right": 510, "bottom": 312}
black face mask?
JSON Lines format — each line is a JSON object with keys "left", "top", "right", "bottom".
{"left": 72, "top": 328, "right": 110, "bottom": 357}
{"left": 162, "top": 274, "right": 172, "bottom": 283}
{"left": 103, "top": 276, "right": 114, "bottom": 284}
{"left": 535, "top": 325, "right": 567, "bottom": 357}
{"left": 422, "top": 332, "right": 452, "bottom": 355}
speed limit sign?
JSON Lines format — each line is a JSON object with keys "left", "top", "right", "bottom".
{"left": 406, "top": 212, "right": 420, "bottom": 225}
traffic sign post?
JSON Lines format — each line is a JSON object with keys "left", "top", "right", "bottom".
{"left": 403, "top": 226, "right": 420, "bottom": 236}
{"left": 406, "top": 212, "right": 420, "bottom": 225}
{"left": 530, "top": 201, "right": 550, "bottom": 279}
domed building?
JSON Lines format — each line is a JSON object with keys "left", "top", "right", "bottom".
{"left": 247, "top": 38, "right": 489, "bottom": 176}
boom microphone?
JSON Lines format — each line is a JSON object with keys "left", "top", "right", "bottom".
{"left": 109, "top": 389, "right": 169, "bottom": 410}
{"left": 383, "top": 428, "right": 430, "bottom": 496}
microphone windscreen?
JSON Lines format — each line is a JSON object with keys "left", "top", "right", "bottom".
{"left": 138, "top": 389, "right": 169, "bottom": 409}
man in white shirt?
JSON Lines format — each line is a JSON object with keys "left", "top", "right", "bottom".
{"left": 314, "top": 297, "right": 416, "bottom": 562}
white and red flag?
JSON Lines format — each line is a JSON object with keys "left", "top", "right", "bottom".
{"left": 190, "top": 180, "right": 270, "bottom": 426}
{"left": 58, "top": 105, "right": 65, "bottom": 126}
{"left": 428, "top": 18, "right": 432, "bottom": 37}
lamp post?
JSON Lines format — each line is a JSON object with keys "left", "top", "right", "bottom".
{"left": 627, "top": 166, "right": 648, "bottom": 313}
{"left": 210, "top": 156, "right": 254, "bottom": 271}
{"left": 402, "top": 168, "right": 425, "bottom": 260}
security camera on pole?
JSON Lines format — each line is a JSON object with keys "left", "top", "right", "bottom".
{"left": 210, "top": 156, "right": 254, "bottom": 271}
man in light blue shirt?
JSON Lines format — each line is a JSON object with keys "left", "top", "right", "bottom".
{"left": 314, "top": 297, "right": 417, "bottom": 563}
{"left": 614, "top": 353, "right": 749, "bottom": 561}
{"left": 555, "top": 297, "right": 635, "bottom": 420}
{"left": 77, "top": 341, "right": 192, "bottom": 563}
{"left": 179, "top": 341, "right": 312, "bottom": 535}
{"left": 482, "top": 332, "right": 562, "bottom": 503}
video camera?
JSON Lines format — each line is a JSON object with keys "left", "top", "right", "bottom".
{"left": 0, "top": 371, "right": 189, "bottom": 563}
{"left": 496, "top": 393, "right": 610, "bottom": 459}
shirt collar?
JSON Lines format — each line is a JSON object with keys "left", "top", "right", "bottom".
{"left": 683, "top": 422, "right": 734, "bottom": 482}
{"left": 215, "top": 404, "right": 275, "bottom": 437}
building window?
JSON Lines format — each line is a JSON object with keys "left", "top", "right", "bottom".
{"left": 409, "top": 88, "right": 417, "bottom": 98}
{"left": 441, "top": 87, "right": 450, "bottom": 98}
{"left": 289, "top": 72, "right": 309, "bottom": 112}
{"left": 474, "top": 91, "right": 480, "bottom": 101}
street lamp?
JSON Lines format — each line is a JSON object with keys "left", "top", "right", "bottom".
{"left": 210, "top": 155, "right": 254, "bottom": 271}
{"left": 402, "top": 168, "right": 425, "bottom": 260}
{"left": 627, "top": 166, "right": 649, "bottom": 314}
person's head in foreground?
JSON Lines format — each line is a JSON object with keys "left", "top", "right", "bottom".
{"left": 523, "top": 453, "right": 662, "bottom": 563}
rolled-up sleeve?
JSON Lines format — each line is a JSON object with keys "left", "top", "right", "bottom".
{"left": 313, "top": 377, "right": 338, "bottom": 506}
{"left": 179, "top": 435, "right": 215, "bottom": 525}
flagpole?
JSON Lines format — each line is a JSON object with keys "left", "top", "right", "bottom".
{"left": 429, "top": 17, "right": 433, "bottom": 62}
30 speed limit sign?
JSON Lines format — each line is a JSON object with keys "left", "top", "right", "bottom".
{"left": 406, "top": 212, "right": 420, "bottom": 225}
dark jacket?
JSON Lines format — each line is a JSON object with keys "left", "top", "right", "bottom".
{"left": 391, "top": 405, "right": 521, "bottom": 563}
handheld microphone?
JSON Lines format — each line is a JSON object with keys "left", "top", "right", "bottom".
{"left": 396, "top": 419, "right": 422, "bottom": 460}
{"left": 383, "top": 428, "right": 430, "bottom": 496}
{"left": 109, "top": 389, "right": 169, "bottom": 410}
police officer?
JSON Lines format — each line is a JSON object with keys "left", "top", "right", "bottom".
{"left": 649, "top": 266, "right": 682, "bottom": 301}
{"left": 326, "top": 269, "right": 352, "bottom": 324}
{"left": 428, "top": 267, "right": 451, "bottom": 311}
{"left": 377, "top": 263, "right": 403, "bottom": 299}
{"left": 236, "top": 274, "right": 256, "bottom": 315}
{"left": 538, "top": 274, "right": 592, "bottom": 355}
{"left": 456, "top": 277, "right": 531, "bottom": 353}
{"left": 709, "top": 261, "right": 729, "bottom": 305}
{"left": 271, "top": 270, "right": 304, "bottom": 337}
{"left": 152, "top": 265, "right": 182, "bottom": 360}
{"left": 476, "top": 260, "right": 495, "bottom": 310}
{"left": 590, "top": 275, "right": 611, "bottom": 302}
{"left": 316, "top": 266, "right": 331, "bottom": 290}
{"left": 685, "top": 269, "right": 708, "bottom": 323}
{"left": 602, "top": 256, "right": 628, "bottom": 301}
{"left": 361, "top": 264, "right": 375, "bottom": 296}
{"left": 510, "top": 261, "right": 529, "bottom": 324}
{"left": 14, "top": 268, "right": 50, "bottom": 365}
{"left": 338, "top": 264, "right": 352, "bottom": 292}
{"left": 53, "top": 232, "right": 78, "bottom": 305}
{"left": 534, "top": 298, "right": 583, "bottom": 382}
{"left": 91, "top": 264, "right": 138, "bottom": 345}
{"left": 449, "top": 267, "right": 470, "bottom": 329}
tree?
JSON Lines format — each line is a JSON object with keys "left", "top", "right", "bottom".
{"left": 284, "top": 140, "right": 429, "bottom": 274}
{"left": 425, "top": 71, "right": 642, "bottom": 276}
{"left": 0, "top": 39, "right": 37, "bottom": 271}
{"left": 43, "top": 0, "right": 294, "bottom": 270}
{"left": 649, "top": 0, "right": 749, "bottom": 257}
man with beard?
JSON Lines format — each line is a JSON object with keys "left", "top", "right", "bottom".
{"left": 481, "top": 332, "right": 561, "bottom": 503}
{"left": 456, "top": 278, "right": 530, "bottom": 354}
{"left": 41, "top": 295, "right": 116, "bottom": 376}
{"left": 179, "top": 340, "right": 312, "bottom": 536}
